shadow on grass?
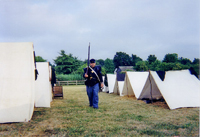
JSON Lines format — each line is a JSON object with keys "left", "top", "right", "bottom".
{"left": 32, "top": 109, "right": 47, "bottom": 122}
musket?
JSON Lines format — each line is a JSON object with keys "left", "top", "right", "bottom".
{"left": 86, "top": 42, "right": 90, "bottom": 75}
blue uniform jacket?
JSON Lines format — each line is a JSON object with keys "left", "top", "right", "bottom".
{"left": 83, "top": 65, "right": 103, "bottom": 87}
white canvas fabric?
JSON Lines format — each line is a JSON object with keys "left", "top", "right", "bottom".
{"left": 138, "top": 71, "right": 163, "bottom": 100}
{"left": 0, "top": 42, "right": 35, "bottom": 123}
{"left": 154, "top": 70, "right": 200, "bottom": 109}
{"left": 139, "top": 70, "right": 200, "bottom": 109}
{"left": 102, "top": 76, "right": 109, "bottom": 92}
{"left": 107, "top": 74, "right": 116, "bottom": 93}
{"left": 35, "top": 62, "right": 52, "bottom": 107}
{"left": 113, "top": 80, "right": 124, "bottom": 96}
{"left": 103, "top": 86, "right": 109, "bottom": 92}
{"left": 122, "top": 72, "right": 149, "bottom": 98}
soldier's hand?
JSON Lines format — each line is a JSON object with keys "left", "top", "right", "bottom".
{"left": 101, "top": 83, "right": 104, "bottom": 88}
{"left": 85, "top": 74, "right": 88, "bottom": 78}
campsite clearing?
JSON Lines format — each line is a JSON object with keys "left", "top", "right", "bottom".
{"left": 0, "top": 85, "right": 199, "bottom": 136}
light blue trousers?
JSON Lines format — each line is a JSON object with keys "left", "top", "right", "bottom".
{"left": 86, "top": 83, "right": 99, "bottom": 108}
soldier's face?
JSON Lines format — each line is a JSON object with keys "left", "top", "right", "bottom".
{"left": 90, "top": 63, "right": 96, "bottom": 68}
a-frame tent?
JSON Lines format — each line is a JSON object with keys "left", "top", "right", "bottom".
{"left": 35, "top": 62, "right": 52, "bottom": 107}
{"left": 102, "top": 76, "right": 109, "bottom": 92}
{"left": 113, "top": 81, "right": 124, "bottom": 96}
{"left": 139, "top": 70, "right": 200, "bottom": 109}
{"left": 106, "top": 74, "right": 116, "bottom": 93}
{"left": 0, "top": 42, "right": 35, "bottom": 123}
{"left": 122, "top": 71, "right": 149, "bottom": 98}
{"left": 113, "top": 73, "right": 125, "bottom": 96}
{"left": 138, "top": 71, "right": 163, "bottom": 100}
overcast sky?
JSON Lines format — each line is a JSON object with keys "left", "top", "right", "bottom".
{"left": 0, "top": 0, "right": 199, "bottom": 64}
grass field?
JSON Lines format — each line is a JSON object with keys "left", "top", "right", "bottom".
{"left": 0, "top": 85, "right": 199, "bottom": 136}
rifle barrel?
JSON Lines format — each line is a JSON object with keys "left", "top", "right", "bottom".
{"left": 87, "top": 43, "right": 90, "bottom": 74}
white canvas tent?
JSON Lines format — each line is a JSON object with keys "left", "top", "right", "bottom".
{"left": 139, "top": 70, "right": 200, "bottom": 109}
{"left": 138, "top": 71, "right": 163, "bottom": 100}
{"left": 49, "top": 65, "right": 53, "bottom": 102}
{"left": 103, "top": 85, "right": 109, "bottom": 92}
{"left": 0, "top": 42, "right": 35, "bottom": 123}
{"left": 107, "top": 74, "right": 116, "bottom": 93}
{"left": 35, "top": 62, "right": 52, "bottom": 107}
{"left": 113, "top": 80, "right": 124, "bottom": 96}
{"left": 102, "top": 76, "right": 109, "bottom": 92}
{"left": 122, "top": 72, "right": 149, "bottom": 98}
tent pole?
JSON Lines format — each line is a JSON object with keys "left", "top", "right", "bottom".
{"left": 149, "top": 70, "right": 153, "bottom": 104}
{"left": 126, "top": 72, "right": 129, "bottom": 97}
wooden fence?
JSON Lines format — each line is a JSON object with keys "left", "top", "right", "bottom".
{"left": 56, "top": 80, "right": 85, "bottom": 86}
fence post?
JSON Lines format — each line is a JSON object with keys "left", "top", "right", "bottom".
{"left": 76, "top": 80, "right": 77, "bottom": 85}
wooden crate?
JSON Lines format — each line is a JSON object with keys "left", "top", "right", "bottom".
{"left": 53, "top": 86, "right": 63, "bottom": 99}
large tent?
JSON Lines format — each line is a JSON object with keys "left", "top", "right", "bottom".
{"left": 106, "top": 74, "right": 116, "bottom": 93}
{"left": 0, "top": 42, "right": 35, "bottom": 123}
{"left": 122, "top": 72, "right": 149, "bottom": 98}
{"left": 139, "top": 70, "right": 200, "bottom": 109}
{"left": 35, "top": 62, "right": 52, "bottom": 107}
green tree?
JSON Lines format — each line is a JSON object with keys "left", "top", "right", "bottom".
{"left": 104, "top": 58, "right": 115, "bottom": 73}
{"left": 178, "top": 57, "right": 192, "bottom": 65}
{"left": 101, "top": 67, "right": 106, "bottom": 76}
{"left": 192, "top": 58, "right": 199, "bottom": 65}
{"left": 35, "top": 56, "right": 47, "bottom": 62}
{"left": 192, "top": 58, "right": 199, "bottom": 76}
{"left": 74, "top": 63, "right": 87, "bottom": 75}
{"left": 135, "top": 61, "right": 148, "bottom": 71}
{"left": 113, "top": 52, "right": 132, "bottom": 68}
{"left": 147, "top": 55, "right": 157, "bottom": 64}
{"left": 163, "top": 53, "right": 178, "bottom": 63}
{"left": 131, "top": 54, "right": 143, "bottom": 66}
{"left": 96, "top": 59, "right": 105, "bottom": 66}
{"left": 148, "top": 60, "right": 162, "bottom": 71}
{"left": 172, "top": 63, "right": 183, "bottom": 70}
{"left": 159, "top": 62, "right": 174, "bottom": 71}
{"left": 54, "top": 50, "right": 81, "bottom": 74}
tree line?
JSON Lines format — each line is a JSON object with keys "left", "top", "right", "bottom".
{"left": 35, "top": 50, "right": 199, "bottom": 79}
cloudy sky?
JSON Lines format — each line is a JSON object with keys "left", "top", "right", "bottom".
{"left": 0, "top": 0, "right": 199, "bottom": 64}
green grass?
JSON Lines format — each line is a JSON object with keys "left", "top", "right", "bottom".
{"left": 0, "top": 85, "right": 199, "bottom": 136}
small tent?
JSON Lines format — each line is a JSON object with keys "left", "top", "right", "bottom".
{"left": 139, "top": 70, "right": 200, "bottom": 109}
{"left": 35, "top": 62, "right": 52, "bottom": 107}
{"left": 138, "top": 71, "right": 163, "bottom": 100}
{"left": 113, "top": 81, "right": 124, "bottom": 96}
{"left": 102, "top": 76, "right": 109, "bottom": 92}
{"left": 106, "top": 74, "right": 116, "bottom": 93}
{"left": 0, "top": 42, "right": 35, "bottom": 123}
{"left": 113, "top": 73, "right": 125, "bottom": 96}
{"left": 122, "top": 72, "right": 149, "bottom": 98}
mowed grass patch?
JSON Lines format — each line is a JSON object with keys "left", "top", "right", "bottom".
{"left": 0, "top": 85, "right": 199, "bottom": 136}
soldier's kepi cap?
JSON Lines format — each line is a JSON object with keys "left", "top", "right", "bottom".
{"left": 90, "top": 59, "right": 96, "bottom": 63}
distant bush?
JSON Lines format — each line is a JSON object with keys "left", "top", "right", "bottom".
{"left": 56, "top": 74, "right": 84, "bottom": 81}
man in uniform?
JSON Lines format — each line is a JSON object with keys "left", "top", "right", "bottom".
{"left": 83, "top": 59, "right": 104, "bottom": 109}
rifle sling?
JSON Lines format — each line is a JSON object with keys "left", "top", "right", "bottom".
{"left": 89, "top": 66, "right": 101, "bottom": 83}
